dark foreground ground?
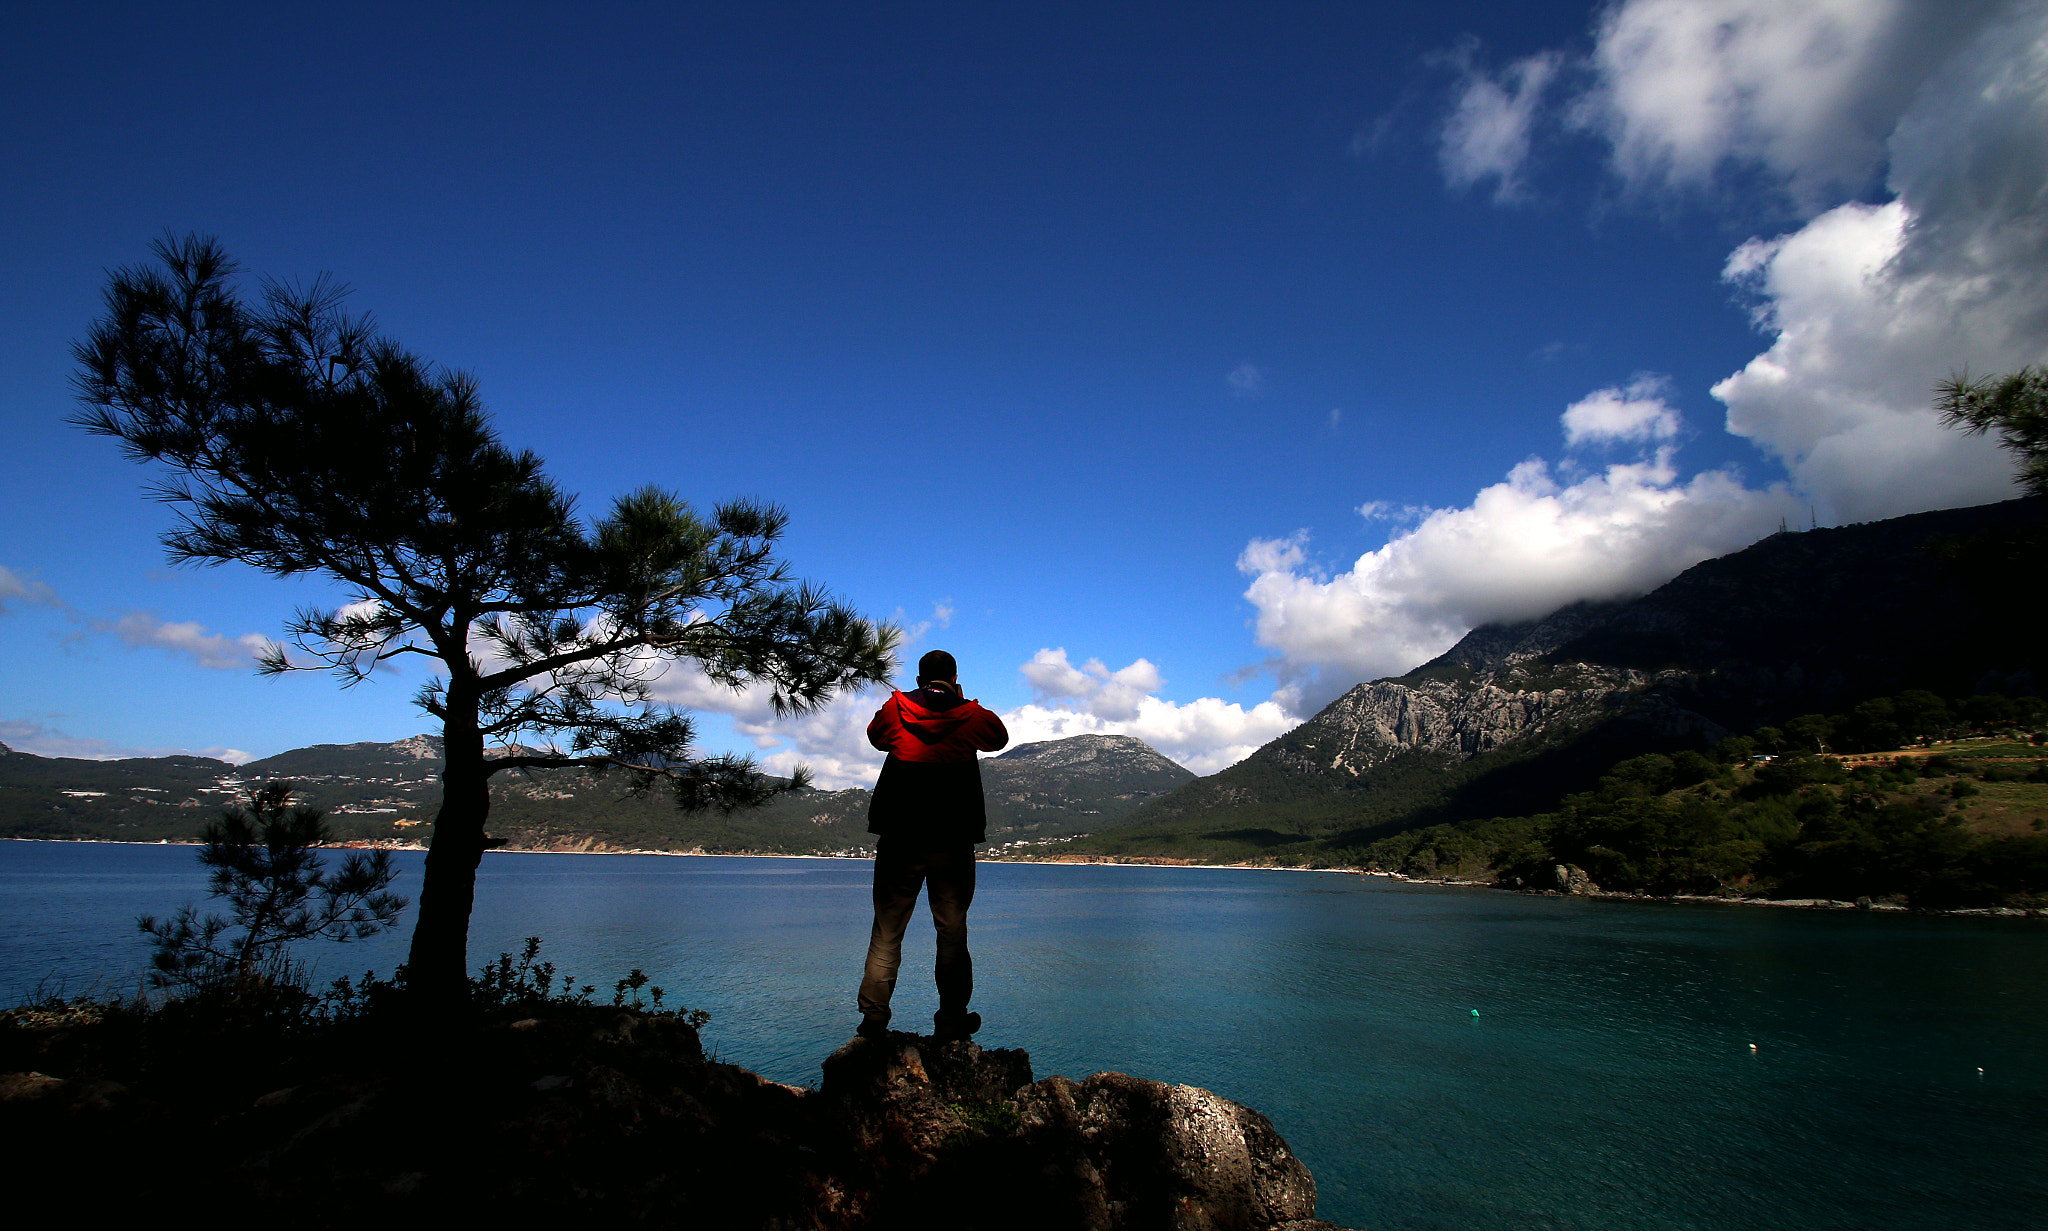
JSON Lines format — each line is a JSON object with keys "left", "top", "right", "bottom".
{"left": 1, "top": 999, "right": 1354, "bottom": 1230}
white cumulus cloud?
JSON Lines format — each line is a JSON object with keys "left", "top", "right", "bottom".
{"left": 1710, "top": 5, "right": 2048, "bottom": 520}
{"left": 108, "top": 612, "right": 275, "bottom": 671}
{"left": 889, "top": 599, "right": 955, "bottom": 648}
{"left": 1572, "top": 0, "right": 2002, "bottom": 208}
{"left": 1010, "top": 648, "right": 1301, "bottom": 771}
{"left": 1442, "top": 0, "right": 2012, "bottom": 211}
{"left": 1241, "top": 404, "right": 1799, "bottom": 706}
{"left": 739, "top": 690, "right": 893, "bottom": 790}
{"left": 1711, "top": 201, "right": 2020, "bottom": 521}
{"left": 645, "top": 658, "right": 785, "bottom": 723}
{"left": 1354, "top": 1, "right": 2045, "bottom": 707}
{"left": 1020, "top": 648, "right": 1164, "bottom": 722}
{"left": 1434, "top": 1, "right": 2045, "bottom": 523}
{"left": 999, "top": 695, "right": 1298, "bottom": 778}
{"left": 1356, "top": 501, "right": 1433, "bottom": 525}
{"left": 1562, "top": 375, "right": 1684, "bottom": 447}
{"left": 735, "top": 651, "right": 1303, "bottom": 788}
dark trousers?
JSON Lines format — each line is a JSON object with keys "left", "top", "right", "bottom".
{"left": 857, "top": 842, "right": 976, "bottom": 1026}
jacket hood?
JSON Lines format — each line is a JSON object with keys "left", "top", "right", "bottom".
{"left": 890, "top": 687, "right": 978, "bottom": 742}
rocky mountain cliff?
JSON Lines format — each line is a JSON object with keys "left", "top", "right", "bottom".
{"left": 1113, "top": 499, "right": 2047, "bottom": 847}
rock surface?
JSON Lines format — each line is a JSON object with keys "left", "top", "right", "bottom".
{"left": 0, "top": 1005, "right": 1355, "bottom": 1230}
{"left": 818, "top": 1031, "right": 1334, "bottom": 1229}
{"left": 1551, "top": 863, "right": 1598, "bottom": 895}
{"left": 1011, "top": 1071, "right": 1324, "bottom": 1230}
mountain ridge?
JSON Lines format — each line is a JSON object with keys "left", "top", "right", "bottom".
{"left": 1099, "top": 498, "right": 2047, "bottom": 852}
{"left": 0, "top": 731, "right": 1194, "bottom": 854}
{"left": 10, "top": 499, "right": 2040, "bottom": 864}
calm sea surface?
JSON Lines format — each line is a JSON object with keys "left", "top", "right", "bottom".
{"left": 3, "top": 841, "right": 2042, "bottom": 1230}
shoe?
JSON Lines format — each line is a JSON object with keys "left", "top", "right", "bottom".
{"left": 932, "top": 1011, "right": 981, "bottom": 1042}
{"left": 856, "top": 1017, "right": 889, "bottom": 1040}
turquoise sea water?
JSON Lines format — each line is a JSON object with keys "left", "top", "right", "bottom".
{"left": 3, "top": 841, "right": 2043, "bottom": 1230}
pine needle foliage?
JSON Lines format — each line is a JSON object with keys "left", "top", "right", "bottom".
{"left": 1938, "top": 366, "right": 2048, "bottom": 499}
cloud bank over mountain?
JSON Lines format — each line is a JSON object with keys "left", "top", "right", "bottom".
{"left": 612, "top": 1, "right": 2048, "bottom": 772}
{"left": 12, "top": 3, "right": 2040, "bottom": 785}
{"left": 1251, "top": 0, "right": 2043, "bottom": 710}
{"left": 1004, "top": 648, "right": 1296, "bottom": 775}
{"left": 651, "top": 646, "right": 1299, "bottom": 789}
{"left": 1240, "top": 410, "right": 1802, "bottom": 703}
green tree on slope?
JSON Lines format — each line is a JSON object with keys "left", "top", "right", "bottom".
{"left": 75, "top": 235, "right": 896, "bottom": 1003}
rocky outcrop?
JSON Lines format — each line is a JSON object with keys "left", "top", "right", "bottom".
{"left": 978, "top": 734, "right": 1197, "bottom": 837}
{"left": 993, "top": 733, "right": 1188, "bottom": 776}
{"left": 388, "top": 734, "right": 441, "bottom": 760}
{"left": 1011, "top": 1071, "right": 1327, "bottom": 1231}
{"left": 1272, "top": 667, "right": 1650, "bottom": 780}
{"left": 1551, "top": 863, "right": 1598, "bottom": 895}
{"left": 817, "top": 1031, "right": 1333, "bottom": 1230}
{"left": 1130, "top": 656, "right": 1710, "bottom": 834}
{"left": 0, "top": 1006, "right": 1352, "bottom": 1230}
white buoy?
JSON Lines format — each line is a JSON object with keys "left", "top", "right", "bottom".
{"left": 1748, "top": 1043, "right": 1758, "bottom": 1052}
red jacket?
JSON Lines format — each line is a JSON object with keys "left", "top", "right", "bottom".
{"left": 866, "top": 686, "right": 1009, "bottom": 844}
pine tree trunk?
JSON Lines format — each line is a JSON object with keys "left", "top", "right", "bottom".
{"left": 406, "top": 687, "right": 491, "bottom": 1006}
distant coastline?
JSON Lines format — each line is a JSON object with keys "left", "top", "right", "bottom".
{"left": 12, "top": 836, "right": 2040, "bottom": 913}
{"left": 1, "top": 836, "right": 1338, "bottom": 875}
{"left": 1359, "top": 866, "right": 2045, "bottom": 918}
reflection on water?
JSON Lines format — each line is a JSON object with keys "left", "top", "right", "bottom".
{"left": 3, "top": 843, "right": 2043, "bottom": 1231}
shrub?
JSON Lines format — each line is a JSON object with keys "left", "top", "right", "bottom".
{"left": 139, "top": 782, "right": 405, "bottom": 996}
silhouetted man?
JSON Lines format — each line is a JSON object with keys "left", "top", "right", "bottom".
{"left": 857, "top": 649, "right": 1008, "bottom": 1040}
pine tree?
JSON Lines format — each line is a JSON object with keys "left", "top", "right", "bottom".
{"left": 76, "top": 235, "right": 897, "bottom": 1003}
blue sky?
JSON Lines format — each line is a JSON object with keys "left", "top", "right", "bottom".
{"left": 3, "top": 1, "right": 2041, "bottom": 785}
